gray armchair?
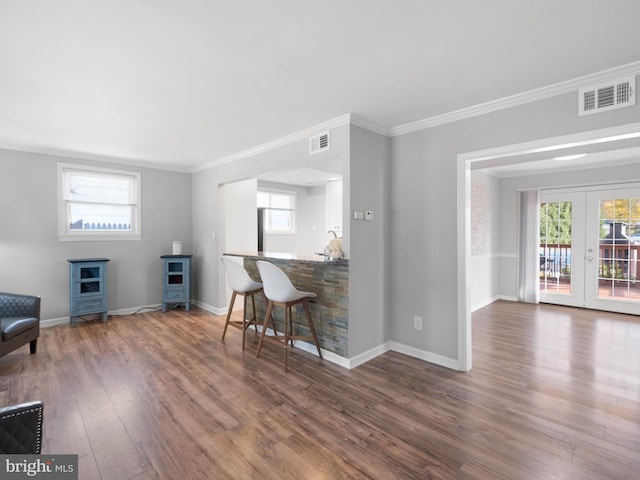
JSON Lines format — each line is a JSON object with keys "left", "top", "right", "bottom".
{"left": 0, "top": 292, "right": 41, "bottom": 358}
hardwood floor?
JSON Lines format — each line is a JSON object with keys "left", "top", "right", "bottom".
{"left": 1, "top": 301, "right": 639, "bottom": 479}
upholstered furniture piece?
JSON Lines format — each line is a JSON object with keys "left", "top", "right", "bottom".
{"left": 255, "top": 261, "right": 322, "bottom": 372}
{"left": 0, "top": 401, "right": 44, "bottom": 454}
{"left": 0, "top": 292, "right": 41, "bottom": 358}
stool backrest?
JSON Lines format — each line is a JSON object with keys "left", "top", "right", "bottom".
{"left": 221, "top": 257, "right": 262, "bottom": 293}
{"left": 256, "top": 261, "right": 301, "bottom": 303}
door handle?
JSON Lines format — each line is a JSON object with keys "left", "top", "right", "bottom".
{"left": 588, "top": 256, "right": 594, "bottom": 261}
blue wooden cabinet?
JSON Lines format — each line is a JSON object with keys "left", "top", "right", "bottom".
{"left": 161, "top": 255, "right": 192, "bottom": 312}
{"left": 68, "top": 258, "right": 109, "bottom": 326}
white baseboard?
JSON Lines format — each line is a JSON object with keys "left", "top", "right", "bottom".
{"left": 41, "top": 304, "right": 163, "bottom": 328}
{"left": 109, "top": 305, "right": 163, "bottom": 316}
{"left": 281, "top": 337, "right": 460, "bottom": 371}
{"left": 348, "top": 342, "right": 392, "bottom": 369}
{"left": 388, "top": 341, "right": 461, "bottom": 370}
{"left": 192, "top": 300, "right": 227, "bottom": 316}
{"left": 471, "top": 295, "right": 518, "bottom": 311}
{"left": 496, "top": 295, "right": 518, "bottom": 302}
{"left": 41, "top": 317, "right": 69, "bottom": 328}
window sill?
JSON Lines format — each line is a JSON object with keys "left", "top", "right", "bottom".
{"left": 58, "top": 233, "right": 142, "bottom": 242}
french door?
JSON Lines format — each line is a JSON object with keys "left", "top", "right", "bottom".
{"left": 539, "top": 192, "right": 585, "bottom": 308}
{"left": 540, "top": 186, "right": 640, "bottom": 315}
{"left": 584, "top": 188, "right": 640, "bottom": 314}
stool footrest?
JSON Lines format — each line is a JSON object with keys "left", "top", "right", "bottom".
{"left": 261, "top": 334, "right": 316, "bottom": 346}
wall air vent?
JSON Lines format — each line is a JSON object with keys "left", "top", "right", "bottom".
{"left": 579, "top": 75, "right": 635, "bottom": 116}
{"left": 309, "top": 131, "right": 330, "bottom": 154}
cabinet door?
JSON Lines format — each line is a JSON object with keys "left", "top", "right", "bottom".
{"left": 166, "top": 260, "right": 185, "bottom": 286}
{"left": 76, "top": 264, "right": 104, "bottom": 297}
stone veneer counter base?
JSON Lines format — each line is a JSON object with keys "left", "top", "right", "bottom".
{"left": 224, "top": 252, "right": 349, "bottom": 357}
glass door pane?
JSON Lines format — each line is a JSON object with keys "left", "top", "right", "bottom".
{"left": 539, "top": 201, "right": 573, "bottom": 295}
{"left": 597, "top": 197, "right": 640, "bottom": 302}
{"left": 585, "top": 188, "right": 640, "bottom": 315}
{"left": 539, "top": 191, "right": 585, "bottom": 309}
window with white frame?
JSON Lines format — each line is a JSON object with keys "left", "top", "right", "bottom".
{"left": 58, "top": 163, "right": 141, "bottom": 241}
{"left": 257, "top": 189, "right": 296, "bottom": 233}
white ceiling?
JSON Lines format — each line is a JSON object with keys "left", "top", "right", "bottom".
{"left": 259, "top": 168, "right": 341, "bottom": 187}
{"left": 1, "top": 1, "right": 640, "bottom": 172}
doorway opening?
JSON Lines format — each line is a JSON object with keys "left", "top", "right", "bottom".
{"left": 458, "top": 121, "right": 640, "bottom": 372}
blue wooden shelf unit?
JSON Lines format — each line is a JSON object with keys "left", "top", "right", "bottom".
{"left": 161, "top": 255, "right": 192, "bottom": 312}
{"left": 68, "top": 258, "right": 109, "bottom": 326}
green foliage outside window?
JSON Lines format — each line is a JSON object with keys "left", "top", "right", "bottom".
{"left": 540, "top": 202, "right": 572, "bottom": 244}
{"left": 599, "top": 198, "right": 640, "bottom": 238}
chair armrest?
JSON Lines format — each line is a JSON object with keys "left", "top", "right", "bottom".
{"left": 0, "top": 293, "right": 41, "bottom": 320}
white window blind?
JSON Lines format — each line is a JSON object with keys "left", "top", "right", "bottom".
{"left": 58, "top": 163, "right": 141, "bottom": 241}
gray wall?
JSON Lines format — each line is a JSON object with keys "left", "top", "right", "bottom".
{"left": 192, "top": 123, "right": 391, "bottom": 359}
{"left": 5, "top": 83, "right": 639, "bottom": 366}
{"left": 0, "top": 149, "right": 192, "bottom": 320}
{"left": 191, "top": 124, "right": 349, "bottom": 311}
{"left": 348, "top": 125, "right": 391, "bottom": 357}
{"left": 390, "top": 90, "right": 640, "bottom": 363}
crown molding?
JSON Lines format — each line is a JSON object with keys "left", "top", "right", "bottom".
{"left": 0, "top": 142, "right": 193, "bottom": 173}
{"left": 391, "top": 61, "right": 640, "bottom": 137}
{"left": 349, "top": 114, "right": 392, "bottom": 137}
{"left": 194, "top": 113, "right": 353, "bottom": 172}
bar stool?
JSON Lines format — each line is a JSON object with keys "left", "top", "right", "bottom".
{"left": 220, "top": 257, "right": 275, "bottom": 351}
{"left": 255, "top": 260, "right": 322, "bottom": 372}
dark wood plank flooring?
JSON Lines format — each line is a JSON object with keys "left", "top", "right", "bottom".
{"left": 1, "top": 300, "right": 639, "bottom": 479}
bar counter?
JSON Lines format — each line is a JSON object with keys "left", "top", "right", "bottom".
{"left": 223, "top": 251, "right": 349, "bottom": 357}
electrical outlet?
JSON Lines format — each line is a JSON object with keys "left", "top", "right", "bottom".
{"left": 364, "top": 210, "right": 374, "bottom": 221}
{"left": 414, "top": 315, "right": 423, "bottom": 331}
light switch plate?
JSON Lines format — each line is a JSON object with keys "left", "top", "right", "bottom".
{"left": 353, "top": 210, "right": 365, "bottom": 220}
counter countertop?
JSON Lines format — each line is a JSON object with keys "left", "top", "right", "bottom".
{"left": 224, "top": 251, "right": 347, "bottom": 264}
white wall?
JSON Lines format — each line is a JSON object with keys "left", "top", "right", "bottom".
{"left": 0, "top": 149, "right": 192, "bottom": 320}
{"left": 469, "top": 170, "right": 501, "bottom": 310}
{"left": 220, "top": 178, "right": 258, "bottom": 308}
{"left": 258, "top": 180, "right": 327, "bottom": 254}
{"left": 222, "top": 178, "right": 258, "bottom": 253}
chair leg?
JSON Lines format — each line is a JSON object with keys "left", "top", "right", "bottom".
{"left": 256, "top": 301, "right": 274, "bottom": 359}
{"left": 29, "top": 339, "right": 37, "bottom": 354}
{"left": 221, "top": 291, "right": 237, "bottom": 342}
{"left": 303, "top": 299, "right": 322, "bottom": 359}
{"left": 242, "top": 294, "right": 248, "bottom": 351}
{"left": 261, "top": 291, "right": 277, "bottom": 336}
{"left": 250, "top": 293, "right": 258, "bottom": 332}
{"left": 288, "top": 306, "right": 295, "bottom": 348}
{"left": 284, "top": 305, "right": 291, "bottom": 372}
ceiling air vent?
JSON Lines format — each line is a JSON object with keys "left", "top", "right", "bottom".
{"left": 579, "top": 75, "right": 635, "bottom": 116}
{"left": 309, "top": 131, "right": 330, "bottom": 154}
